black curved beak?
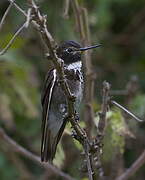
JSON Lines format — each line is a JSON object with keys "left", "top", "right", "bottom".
{"left": 78, "top": 44, "right": 102, "bottom": 51}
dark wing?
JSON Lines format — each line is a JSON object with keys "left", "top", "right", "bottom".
{"left": 41, "top": 69, "right": 57, "bottom": 162}
{"left": 41, "top": 69, "right": 67, "bottom": 162}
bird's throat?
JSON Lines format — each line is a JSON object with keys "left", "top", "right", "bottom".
{"left": 67, "top": 61, "right": 82, "bottom": 71}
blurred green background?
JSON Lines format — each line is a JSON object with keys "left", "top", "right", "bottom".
{"left": 0, "top": 0, "right": 145, "bottom": 179}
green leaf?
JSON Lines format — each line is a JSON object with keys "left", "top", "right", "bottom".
{"left": 103, "top": 109, "right": 126, "bottom": 162}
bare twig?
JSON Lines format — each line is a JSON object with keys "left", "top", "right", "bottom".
{"left": 81, "top": 7, "right": 95, "bottom": 138}
{"left": 71, "top": 0, "right": 85, "bottom": 42}
{"left": 98, "top": 81, "right": 110, "bottom": 133}
{"left": 84, "top": 141, "right": 94, "bottom": 180}
{"left": 0, "top": 127, "right": 75, "bottom": 180}
{"left": 115, "top": 150, "right": 145, "bottom": 180}
{"left": 8, "top": 0, "right": 27, "bottom": 16}
{"left": 70, "top": 1, "right": 96, "bottom": 179}
{"left": 111, "top": 100, "right": 143, "bottom": 122}
{"left": 0, "top": 1, "right": 37, "bottom": 56}
{"left": 71, "top": 0, "right": 95, "bottom": 139}
{"left": 0, "top": 0, "right": 13, "bottom": 31}
{"left": 25, "top": 8, "right": 32, "bottom": 28}
{"left": 0, "top": 22, "right": 26, "bottom": 55}
{"left": 94, "top": 81, "right": 111, "bottom": 179}
{"left": 62, "top": 0, "right": 70, "bottom": 19}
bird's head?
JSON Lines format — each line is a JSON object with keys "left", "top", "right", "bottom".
{"left": 56, "top": 40, "right": 101, "bottom": 65}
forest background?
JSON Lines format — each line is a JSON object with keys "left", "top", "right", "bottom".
{"left": 0, "top": 0, "right": 145, "bottom": 180}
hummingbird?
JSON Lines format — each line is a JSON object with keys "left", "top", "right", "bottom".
{"left": 41, "top": 40, "right": 101, "bottom": 162}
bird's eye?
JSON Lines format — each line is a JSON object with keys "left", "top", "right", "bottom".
{"left": 65, "top": 48, "right": 73, "bottom": 53}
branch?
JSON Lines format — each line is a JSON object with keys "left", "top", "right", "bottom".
{"left": 111, "top": 100, "right": 143, "bottom": 122}
{"left": 0, "top": 0, "right": 13, "bottom": 31}
{"left": 115, "top": 150, "right": 145, "bottom": 180}
{"left": 62, "top": 0, "right": 70, "bottom": 19}
{"left": 0, "top": 127, "right": 75, "bottom": 180}
{"left": 71, "top": 0, "right": 95, "bottom": 140}
{"left": 25, "top": 8, "right": 32, "bottom": 28}
{"left": 70, "top": 1, "right": 97, "bottom": 179}
{"left": 71, "top": 0, "right": 85, "bottom": 42}
{"left": 8, "top": 0, "right": 27, "bottom": 16}
{"left": 94, "top": 81, "right": 111, "bottom": 179}
{"left": 0, "top": 1, "right": 29, "bottom": 55}
{"left": 84, "top": 141, "right": 94, "bottom": 180}
{"left": 81, "top": 7, "right": 95, "bottom": 138}
{"left": 98, "top": 81, "right": 110, "bottom": 134}
{"left": 0, "top": 22, "right": 27, "bottom": 55}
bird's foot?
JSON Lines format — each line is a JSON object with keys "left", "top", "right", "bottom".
{"left": 75, "top": 112, "right": 80, "bottom": 122}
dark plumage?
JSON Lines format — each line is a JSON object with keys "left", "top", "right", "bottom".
{"left": 41, "top": 40, "right": 101, "bottom": 162}
{"left": 56, "top": 40, "right": 82, "bottom": 64}
{"left": 41, "top": 41, "right": 83, "bottom": 162}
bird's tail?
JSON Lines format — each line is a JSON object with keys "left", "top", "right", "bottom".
{"left": 41, "top": 119, "right": 67, "bottom": 162}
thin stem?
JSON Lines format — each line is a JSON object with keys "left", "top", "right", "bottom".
{"left": 25, "top": 8, "right": 32, "bottom": 28}
{"left": 84, "top": 141, "right": 94, "bottom": 180}
{"left": 8, "top": 0, "right": 27, "bottom": 16}
{"left": 115, "top": 150, "right": 145, "bottom": 180}
{"left": 95, "top": 81, "right": 110, "bottom": 179}
{"left": 0, "top": 127, "right": 76, "bottom": 180}
{"left": 0, "top": 0, "right": 13, "bottom": 31}
{"left": 71, "top": 0, "right": 85, "bottom": 43}
{"left": 0, "top": 22, "right": 26, "bottom": 55}
{"left": 81, "top": 7, "right": 95, "bottom": 138}
{"left": 98, "top": 81, "right": 110, "bottom": 133}
{"left": 111, "top": 100, "right": 143, "bottom": 122}
{"left": 62, "top": 0, "right": 70, "bottom": 19}
{"left": 71, "top": 1, "right": 97, "bottom": 179}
